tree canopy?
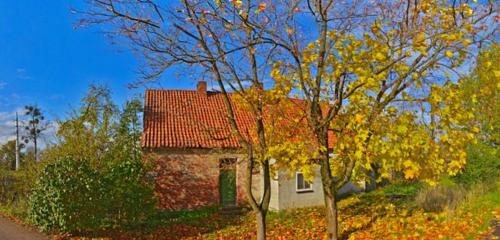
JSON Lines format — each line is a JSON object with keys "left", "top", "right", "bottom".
{"left": 460, "top": 44, "right": 499, "bottom": 146}
{"left": 42, "top": 85, "right": 143, "bottom": 167}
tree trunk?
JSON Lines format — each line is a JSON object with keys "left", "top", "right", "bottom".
{"left": 320, "top": 160, "right": 339, "bottom": 240}
{"left": 244, "top": 145, "right": 271, "bottom": 240}
{"left": 317, "top": 127, "right": 339, "bottom": 240}
{"left": 256, "top": 211, "right": 267, "bottom": 240}
{"left": 325, "top": 190, "right": 339, "bottom": 240}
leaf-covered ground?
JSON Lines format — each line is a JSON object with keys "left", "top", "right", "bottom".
{"left": 99, "top": 184, "right": 499, "bottom": 240}
{"left": 4, "top": 183, "right": 497, "bottom": 240}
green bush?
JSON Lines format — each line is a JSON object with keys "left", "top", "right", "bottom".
{"left": 0, "top": 171, "right": 34, "bottom": 220}
{"left": 28, "top": 158, "right": 101, "bottom": 232}
{"left": 28, "top": 157, "right": 157, "bottom": 233}
{"left": 0, "top": 169, "right": 16, "bottom": 204}
{"left": 382, "top": 181, "right": 422, "bottom": 196}
{"left": 99, "top": 158, "right": 157, "bottom": 229}
{"left": 454, "top": 143, "right": 500, "bottom": 185}
{"left": 416, "top": 142, "right": 499, "bottom": 213}
{"left": 0, "top": 160, "right": 42, "bottom": 206}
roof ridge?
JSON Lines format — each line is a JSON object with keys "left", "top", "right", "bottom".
{"left": 146, "top": 89, "right": 198, "bottom": 92}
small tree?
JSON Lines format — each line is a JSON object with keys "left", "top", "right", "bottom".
{"left": 266, "top": 1, "right": 495, "bottom": 239}
{"left": 460, "top": 44, "right": 499, "bottom": 146}
{"left": 23, "top": 106, "right": 47, "bottom": 162}
{"left": 453, "top": 44, "right": 500, "bottom": 186}
{"left": 44, "top": 85, "right": 118, "bottom": 166}
{"left": 0, "top": 141, "right": 24, "bottom": 170}
{"left": 110, "top": 98, "right": 143, "bottom": 163}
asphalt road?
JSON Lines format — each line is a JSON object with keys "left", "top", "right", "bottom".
{"left": 0, "top": 216, "right": 47, "bottom": 240}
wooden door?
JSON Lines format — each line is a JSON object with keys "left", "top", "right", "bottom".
{"left": 219, "top": 159, "right": 237, "bottom": 206}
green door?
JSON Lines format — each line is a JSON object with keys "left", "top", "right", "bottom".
{"left": 219, "top": 169, "right": 237, "bottom": 206}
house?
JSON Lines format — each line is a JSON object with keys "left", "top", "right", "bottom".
{"left": 142, "top": 81, "right": 362, "bottom": 211}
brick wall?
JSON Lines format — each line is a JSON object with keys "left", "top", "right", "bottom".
{"left": 150, "top": 149, "right": 248, "bottom": 211}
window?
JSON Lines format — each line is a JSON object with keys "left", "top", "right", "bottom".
{"left": 296, "top": 172, "right": 313, "bottom": 192}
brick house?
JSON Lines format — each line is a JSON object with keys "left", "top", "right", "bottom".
{"left": 142, "top": 81, "right": 362, "bottom": 211}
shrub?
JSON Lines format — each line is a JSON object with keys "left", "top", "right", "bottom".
{"left": 28, "top": 157, "right": 101, "bottom": 232}
{"left": 99, "top": 158, "right": 156, "bottom": 229}
{"left": 0, "top": 160, "right": 42, "bottom": 205}
{"left": 454, "top": 143, "right": 500, "bottom": 186}
{"left": 0, "top": 169, "right": 16, "bottom": 204}
{"left": 382, "top": 181, "right": 422, "bottom": 197}
{"left": 28, "top": 157, "right": 157, "bottom": 233}
{"left": 415, "top": 184, "right": 466, "bottom": 212}
{"left": 415, "top": 143, "right": 500, "bottom": 213}
{"left": 0, "top": 172, "right": 34, "bottom": 220}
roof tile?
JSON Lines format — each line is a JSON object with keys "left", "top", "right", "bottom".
{"left": 142, "top": 89, "right": 335, "bottom": 149}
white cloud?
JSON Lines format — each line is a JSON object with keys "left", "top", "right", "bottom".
{"left": 0, "top": 108, "right": 58, "bottom": 148}
{"left": 0, "top": 120, "right": 16, "bottom": 146}
{"left": 0, "top": 109, "right": 21, "bottom": 145}
{"left": 16, "top": 68, "right": 32, "bottom": 80}
{"left": 0, "top": 112, "right": 14, "bottom": 122}
{"left": 0, "top": 108, "right": 22, "bottom": 122}
{"left": 39, "top": 121, "right": 59, "bottom": 148}
{"left": 0, "top": 94, "right": 27, "bottom": 110}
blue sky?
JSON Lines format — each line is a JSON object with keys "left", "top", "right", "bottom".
{"left": 0, "top": 1, "right": 493, "bottom": 145}
{"left": 0, "top": 0, "right": 197, "bottom": 144}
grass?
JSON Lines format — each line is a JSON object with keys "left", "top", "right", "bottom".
{"left": 0, "top": 201, "right": 28, "bottom": 220}
{"left": 458, "top": 183, "right": 500, "bottom": 236}
{"left": 381, "top": 181, "right": 423, "bottom": 196}
{"left": 149, "top": 206, "right": 219, "bottom": 226}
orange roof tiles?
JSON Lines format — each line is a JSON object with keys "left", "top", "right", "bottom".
{"left": 142, "top": 90, "right": 253, "bottom": 149}
{"left": 142, "top": 89, "right": 335, "bottom": 149}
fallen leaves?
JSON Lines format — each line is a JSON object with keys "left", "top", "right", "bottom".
{"left": 58, "top": 189, "right": 499, "bottom": 239}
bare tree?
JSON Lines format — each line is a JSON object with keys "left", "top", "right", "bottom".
{"left": 77, "top": 1, "right": 291, "bottom": 238}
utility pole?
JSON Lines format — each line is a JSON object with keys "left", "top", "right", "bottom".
{"left": 15, "top": 112, "right": 20, "bottom": 170}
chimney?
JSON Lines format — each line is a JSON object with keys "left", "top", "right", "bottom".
{"left": 197, "top": 81, "right": 207, "bottom": 95}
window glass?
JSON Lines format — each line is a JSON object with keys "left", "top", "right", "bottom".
{"left": 296, "top": 172, "right": 312, "bottom": 192}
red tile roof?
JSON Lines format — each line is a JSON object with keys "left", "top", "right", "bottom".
{"left": 142, "top": 90, "right": 252, "bottom": 149}
{"left": 142, "top": 89, "right": 335, "bottom": 149}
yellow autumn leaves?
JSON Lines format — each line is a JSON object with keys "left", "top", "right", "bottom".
{"left": 267, "top": 0, "right": 481, "bottom": 186}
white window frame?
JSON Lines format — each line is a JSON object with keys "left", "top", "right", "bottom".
{"left": 295, "top": 172, "right": 313, "bottom": 193}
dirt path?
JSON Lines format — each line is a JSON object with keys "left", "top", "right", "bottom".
{"left": 0, "top": 216, "right": 47, "bottom": 240}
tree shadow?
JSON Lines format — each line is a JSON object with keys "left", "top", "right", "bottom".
{"left": 61, "top": 207, "right": 248, "bottom": 240}
{"left": 145, "top": 208, "right": 249, "bottom": 240}
{"left": 338, "top": 193, "right": 415, "bottom": 240}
